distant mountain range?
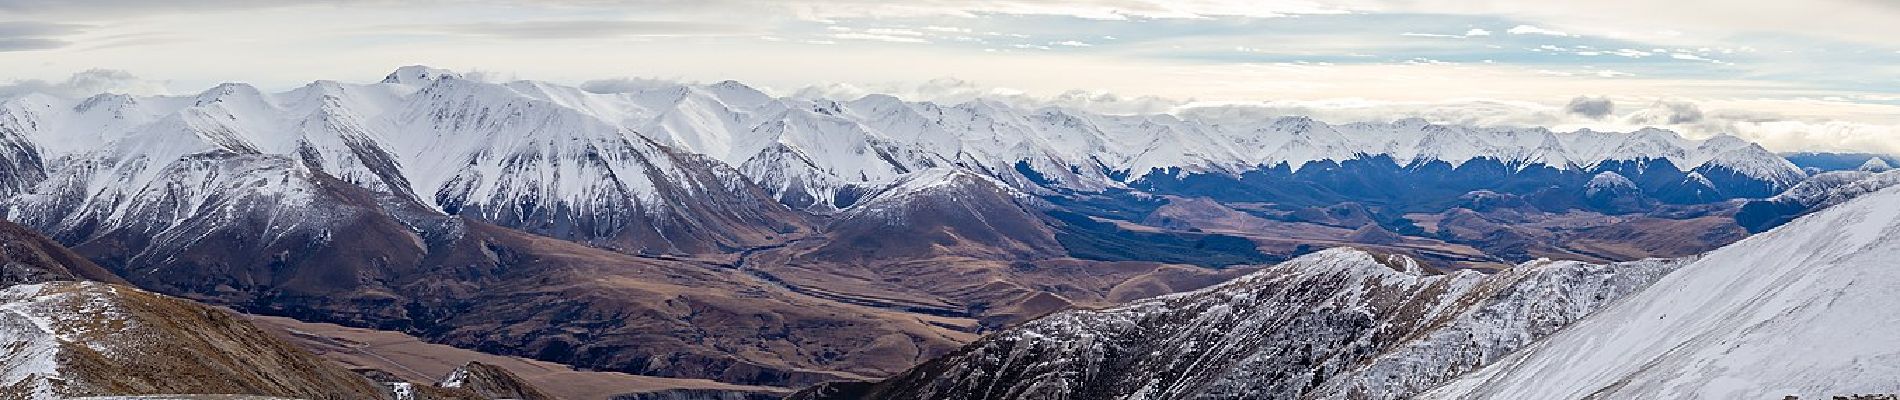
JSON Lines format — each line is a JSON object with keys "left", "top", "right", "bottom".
{"left": 0, "top": 66, "right": 1807, "bottom": 267}
{"left": 1782, "top": 151, "right": 1900, "bottom": 173}
{"left": 0, "top": 66, "right": 1802, "bottom": 238}
{"left": 0, "top": 66, "right": 1888, "bottom": 398}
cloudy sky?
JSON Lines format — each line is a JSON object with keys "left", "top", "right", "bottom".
{"left": 3, "top": 0, "right": 1899, "bottom": 154}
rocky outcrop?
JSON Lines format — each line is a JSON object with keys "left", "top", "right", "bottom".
{"left": 438, "top": 361, "right": 556, "bottom": 400}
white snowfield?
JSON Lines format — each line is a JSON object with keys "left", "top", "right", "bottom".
{"left": 1423, "top": 185, "right": 1900, "bottom": 399}
{"left": 0, "top": 66, "right": 1802, "bottom": 219}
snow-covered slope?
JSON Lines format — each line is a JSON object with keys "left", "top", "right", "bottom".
{"left": 1424, "top": 184, "right": 1900, "bottom": 399}
{"left": 790, "top": 248, "right": 1682, "bottom": 400}
{"left": 605, "top": 82, "right": 1804, "bottom": 209}
{"left": 806, "top": 168, "right": 1064, "bottom": 262}
{"left": 0, "top": 66, "right": 806, "bottom": 255}
{"left": 0, "top": 67, "right": 1801, "bottom": 224}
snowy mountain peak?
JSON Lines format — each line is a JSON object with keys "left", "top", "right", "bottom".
{"left": 193, "top": 82, "right": 270, "bottom": 108}
{"left": 72, "top": 93, "right": 137, "bottom": 114}
{"left": 0, "top": 66, "right": 1809, "bottom": 237}
{"left": 1859, "top": 157, "right": 1892, "bottom": 172}
{"left": 846, "top": 168, "right": 1017, "bottom": 215}
{"left": 382, "top": 65, "right": 462, "bottom": 85}
{"left": 705, "top": 79, "right": 773, "bottom": 108}
{"left": 1275, "top": 247, "right": 1428, "bottom": 278}
{"left": 1586, "top": 171, "right": 1636, "bottom": 193}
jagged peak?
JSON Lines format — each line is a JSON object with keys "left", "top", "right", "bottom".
{"left": 382, "top": 65, "right": 462, "bottom": 85}
{"left": 73, "top": 92, "right": 137, "bottom": 113}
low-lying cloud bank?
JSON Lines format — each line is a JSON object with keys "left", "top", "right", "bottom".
{"left": 3, "top": 69, "right": 1890, "bottom": 156}
{"left": 781, "top": 78, "right": 1900, "bottom": 156}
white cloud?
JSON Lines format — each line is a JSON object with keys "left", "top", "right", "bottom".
{"left": 862, "top": 28, "right": 925, "bottom": 36}
{"left": 1051, "top": 40, "right": 1091, "bottom": 47}
{"left": 1464, "top": 28, "right": 1492, "bottom": 36}
{"left": 0, "top": 69, "right": 168, "bottom": 98}
{"left": 1172, "top": 96, "right": 1900, "bottom": 154}
{"left": 830, "top": 33, "right": 929, "bottom": 43}
{"left": 1507, "top": 24, "right": 1573, "bottom": 37}
{"left": 777, "top": 0, "right": 1361, "bottom": 20}
{"left": 790, "top": 77, "right": 1185, "bottom": 115}
{"left": 1610, "top": 49, "right": 1652, "bottom": 58}
{"left": 781, "top": 73, "right": 1897, "bottom": 155}
{"left": 1671, "top": 53, "right": 1712, "bottom": 61}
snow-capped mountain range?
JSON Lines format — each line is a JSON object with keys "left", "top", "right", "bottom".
{"left": 0, "top": 65, "right": 1801, "bottom": 218}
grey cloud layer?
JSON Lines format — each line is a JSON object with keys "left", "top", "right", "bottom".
{"left": 775, "top": 75, "right": 1896, "bottom": 154}
{"left": 1566, "top": 96, "right": 1614, "bottom": 119}
{"left": 0, "top": 21, "right": 87, "bottom": 51}
{"left": 0, "top": 69, "right": 166, "bottom": 97}
{"left": 391, "top": 20, "right": 758, "bottom": 39}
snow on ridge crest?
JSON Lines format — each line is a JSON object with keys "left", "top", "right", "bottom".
{"left": 840, "top": 167, "right": 1022, "bottom": 221}
{"left": 0, "top": 66, "right": 1807, "bottom": 222}
{"left": 382, "top": 65, "right": 462, "bottom": 85}
{"left": 1423, "top": 184, "right": 1900, "bottom": 399}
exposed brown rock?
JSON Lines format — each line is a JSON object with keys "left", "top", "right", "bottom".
{"left": 1346, "top": 223, "right": 1404, "bottom": 245}
{"left": 0, "top": 282, "right": 387, "bottom": 399}
{"left": 247, "top": 314, "right": 789, "bottom": 400}
{"left": 0, "top": 219, "right": 123, "bottom": 286}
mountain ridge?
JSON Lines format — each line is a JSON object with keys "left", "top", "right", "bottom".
{"left": 1424, "top": 185, "right": 1900, "bottom": 399}
{"left": 0, "top": 66, "right": 1803, "bottom": 221}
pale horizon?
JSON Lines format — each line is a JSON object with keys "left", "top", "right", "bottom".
{"left": 4, "top": 0, "right": 1898, "bottom": 154}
